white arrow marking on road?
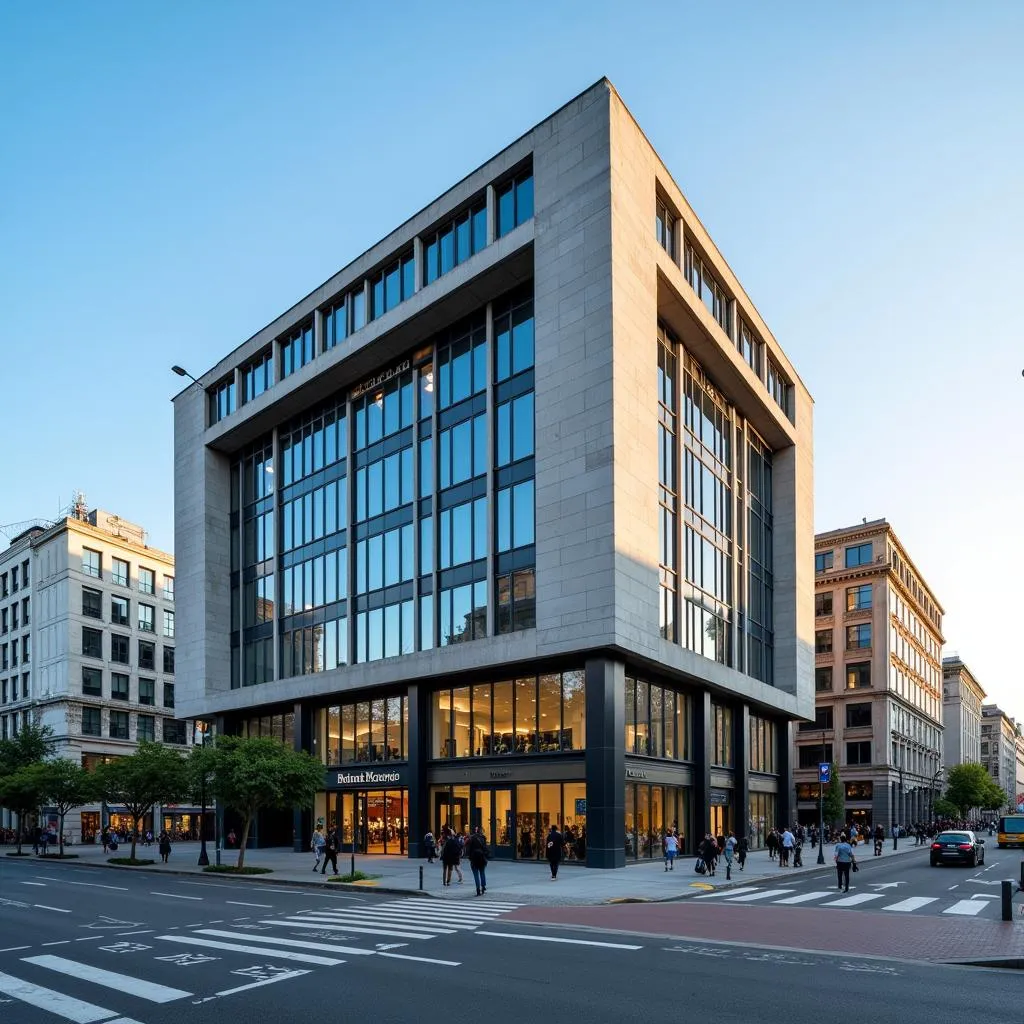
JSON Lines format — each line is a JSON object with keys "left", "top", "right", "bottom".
{"left": 868, "top": 882, "right": 905, "bottom": 890}
{"left": 964, "top": 879, "right": 1005, "bottom": 886}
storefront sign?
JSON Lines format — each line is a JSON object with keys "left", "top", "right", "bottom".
{"left": 626, "top": 767, "right": 648, "bottom": 781}
{"left": 709, "top": 789, "right": 730, "bottom": 807}
{"left": 350, "top": 359, "right": 410, "bottom": 399}
{"left": 325, "top": 766, "right": 407, "bottom": 790}
{"left": 488, "top": 768, "right": 512, "bottom": 779}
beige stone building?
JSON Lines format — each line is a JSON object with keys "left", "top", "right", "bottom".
{"left": 942, "top": 654, "right": 985, "bottom": 769}
{"left": 796, "top": 520, "right": 944, "bottom": 830}
{"left": 981, "top": 703, "right": 1018, "bottom": 813}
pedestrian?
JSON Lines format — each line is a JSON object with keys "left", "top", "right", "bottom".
{"left": 780, "top": 826, "right": 795, "bottom": 867}
{"left": 441, "top": 828, "right": 462, "bottom": 886}
{"left": 320, "top": 828, "right": 339, "bottom": 875}
{"left": 834, "top": 832, "right": 855, "bottom": 892}
{"left": 158, "top": 830, "right": 172, "bottom": 864}
{"left": 226, "top": 829, "right": 237, "bottom": 849}
{"left": 792, "top": 837, "right": 803, "bottom": 868}
{"left": 453, "top": 831, "right": 465, "bottom": 884}
{"left": 737, "top": 834, "right": 748, "bottom": 871}
{"left": 663, "top": 828, "right": 679, "bottom": 871}
{"left": 723, "top": 831, "right": 737, "bottom": 879}
{"left": 545, "top": 824, "right": 564, "bottom": 879}
{"left": 699, "top": 834, "right": 717, "bottom": 877}
{"left": 466, "top": 825, "right": 490, "bottom": 896}
{"left": 423, "top": 830, "right": 437, "bottom": 863}
{"left": 766, "top": 828, "right": 778, "bottom": 861}
{"left": 311, "top": 825, "right": 325, "bottom": 871}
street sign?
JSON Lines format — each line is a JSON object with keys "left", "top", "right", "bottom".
{"left": 818, "top": 763, "right": 831, "bottom": 784}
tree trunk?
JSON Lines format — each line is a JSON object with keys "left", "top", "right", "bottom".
{"left": 130, "top": 815, "right": 140, "bottom": 861}
{"left": 237, "top": 813, "right": 253, "bottom": 870}
{"left": 15, "top": 811, "right": 23, "bottom": 855}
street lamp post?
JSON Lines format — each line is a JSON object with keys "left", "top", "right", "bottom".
{"left": 893, "top": 764, "right": 904, "bottom": 850}
{"left": 816, "top": 730, "right": 827, "bottom": 864}
{"left": 197, "top": 724, "right": 210, "bottom": 867}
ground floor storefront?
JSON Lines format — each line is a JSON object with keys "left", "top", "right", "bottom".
{"left": 220, "top": 657, "right": 794, "bottom": 868}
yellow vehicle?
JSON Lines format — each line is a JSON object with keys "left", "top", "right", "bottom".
{"left": 995, "top": 814, "right": 1024, "bottom": 848}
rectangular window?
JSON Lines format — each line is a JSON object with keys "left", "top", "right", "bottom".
{"left": 798, "top": 745, "right": 831, "bottom": 768}
{"left": 846, "top": 741, "right": 872, "bottom": 765}
{"left": 209, "top": 376, "right": 237, "bottom": 424}
{"left": 370, "top": 251, "right": 415, "bottom": 319}
{"left": 798, "top": 706, "right": 833, "bottom": 731}
{"left": 815, "top": 551, "right": 833, "bottom": 573}
{"left": 846, "top": 623, "right": 872, "bottom": 650}
{"left": 163, "top": 575, "right": 175, "bottom": 601}
{"left": 280, "top": 321, "right": 315, "bottom": 379}
{"left": 846, "top": 662, "right": 871, "bottom": 689}
{"left": 82, "top": 587, "right": 103, "bottom": 619}
{"left": 655, "top": 196, "right": 675, "bottom": 257}
{"left": 109, "top": 710, "right": 129, "bottom": 740}
{"left": 243, "top": 349, "right": 273, "bottom": 402}
{"left": 845, "top": 543, "right": 872, "bottom": 568}
{"left": 137, "top": 715, "right": 155, "bottom": 743}
{"left": 138, "top": 603, "right": 155, "bottom": 633}
{"left": 766, "top": 357, "right": 792, "bottom": 419}
{"left": 815, "top": 592, "right": 833, "bottom": 617}
{"left": 493, "top": 293, "right": 534, "bottom": 383}
{"left": 163, "top": 682, "right": 175, "bottom": 709}
{"left": 423, "top": 200, "right": 487, "bottom": 285}
{"left": 684, "top": 242, "right": 731, "bottom": 334}
{"left": 139, "top": 678, "right": 155, "bottom": 706}
{"left": 815, "top": 667, "right": 833, "bottom": 692}
{"left": 846, "top": 584, "right": 872, "bottom": 611}
{"left": 495, "top": 391, "right": 534, "bottom": 467}
{"left": 82, "top": 548, "right": 101, "bottom": 578}
{"left": 82, "top": 707, "right": 101, "bottom": 736}
{"left": 845, "top": 702, "right": 872, "bottom": 728}
{"left": 138, "top": 640, "right": 155, "bottom": 670}
{"left": 496, "top": 169, "right": 533, "bottom": 237}
{"left": 163, "top": 719, "right": 187, "bottom": 744}
{"left": 111, "top": 673, "right": 129, "bottom": 701}
{"left": 82, "top": 667, "right": 102, "bottom": 697}
{"left": 496, "top": 567, "right": 536, "bottom": 634}
{"left": 712, "top": 703, "right": 733, "bottom": 767}
{"left": 112, "top": 558, "right": 129, "bottom": 587}
{"left": 110, "top": 633, "right": 129, "bottom": 664}
{"left": 82, "top": 627, "right": 103, "bottom": 659}
{"left": 815, "top": 629, "right": 832, "bottom": 654}
{"left": 110, "top": 595, "right": 129, "bottom": 626}
{"left": 738, "top": 319, "right": 762, "bottom": 376}
{"left": 496, "top": 479, "right": 534, "bottom": 553}
{"left": 163, "top": 610, "right": 175, "bottom": 638}
{"left": 138, "top": 567, "right": 155, "bottom": 595}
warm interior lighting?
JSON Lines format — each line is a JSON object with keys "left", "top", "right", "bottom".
{"left": 423, "top": 371, "right": 434, "bottom": 393}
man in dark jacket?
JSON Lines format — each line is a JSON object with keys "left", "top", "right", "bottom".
{"left": 545, "top": 824, "right": 564, "bottom": 879}
{"left": 466, "top": 825, "right": 489, "bottom": 895}
{"left": 320, "top": 828, "right": 339, "bottom": 876}
{"left": 441, "top": 828, "right": 462, "bottom": 886}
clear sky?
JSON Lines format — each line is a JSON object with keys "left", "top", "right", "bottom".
{"left": 1, "top": 2, "right": 1021, "bottom": 716}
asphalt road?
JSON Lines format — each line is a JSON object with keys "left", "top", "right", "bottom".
{"left": 690, "top": 840, "right": 1024, "bottom": 918}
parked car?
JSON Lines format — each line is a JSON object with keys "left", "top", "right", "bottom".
{"left": 929, "top": 830, "right": 985, "bottom": 867}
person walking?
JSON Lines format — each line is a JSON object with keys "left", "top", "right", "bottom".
{"left": 723, "top": 831, "right": 737, "bottom": 879}
{"left": 423, "top": 830, "right": 437, "bottom": 864}
{"left": 319, "top": 827, "right": 339, "bottom": 875}
{"left": 663, "top": 828, "right": 679, "bottom": 871}
{"left": 737, "top": 834, "right": 748, "bottom": 871}
{"left": 441, "top": 828, "right": 462, "bottom": 886}
{"left": 780, "top": 826, "right": 795, "bottom": 867}
{"left": 158, "top": 830, "right": 172, "bottom": 864}
{"left": 766, "top": 828, "right": 779, "bottom": 862}
{"left": 545, "top": 824, "right": 564, "bottom": 879}
{"left": 699, "top": 834, "right": 718, "bottom": 877}
{"left": 453, "top": 831, "right": 465, "bottom": 884}
{"left": 311, "top": 825, "right": 326, "bottom": 871}
{"left": 834, "top": 832, "right": 855, "bottom": 892}
{"left": 466, "top": 825, "right": 490, "bottom": 895}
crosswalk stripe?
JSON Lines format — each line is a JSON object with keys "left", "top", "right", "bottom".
{"left": 726, "top": 889, "right": 794, "bottom": 902}
{"left": 194, "top": 929, "right": 376, "bottom": 956}
{"left": 883, "top": 897, "right": 938, "bottom": 913}
{"left": 311, "top": 905, "right": 494, "bottom": 920}
{"left": 942, "top": 900, "right": 988, "bottom": 916}
{"left": 301, "top": 909, "right": 481, "bottom": 928}
{"left": 286, "top": 913, "right": 447, "bottom": 934}
{"left": 155, "top": 935, "right": 342, "bottom": 966}
{"left": 23, "top": 955, "right": 190, "bottom": 1004}
{"left": 774, "top": 891, "right": 834, "bottom": 905}
{"left": 394, "top": 898, "right": 519, "bottom": 910}
{"left": 264, "top": 918, "right": 449, "bottom": 939}
{"left": 821, "top": 893, "right": 883, "bottom": 908}
{"left": 0, "top": 969, "right": 116, "bottom": 1023}
{"left": 694, "top": 887, "right": 758, "bottom": 899}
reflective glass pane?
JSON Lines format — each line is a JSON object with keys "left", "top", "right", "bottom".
{"left": 512, "top": 392, "right": 534, "bottom": 461}
{"left": 472, "top": 684, "right": 491, "bottom": 756}
{"left": 538, "top": 673, "right": 560, "bottom": 752}
{"left": 452, "top": 686, "right": 471, "bottom": 757}
{"left": 515, "top": 676, "right": 537, "bottom": 753}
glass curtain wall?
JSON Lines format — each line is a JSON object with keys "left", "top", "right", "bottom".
{"left": 625, "top": 784, "right": 691, "bottom": 858}
{"left": 239, "top": 437, "right": 274, "bottom": 686}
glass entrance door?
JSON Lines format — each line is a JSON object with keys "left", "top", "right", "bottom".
{"left": 472, "top": 787, "right": 513, "bottom": 858}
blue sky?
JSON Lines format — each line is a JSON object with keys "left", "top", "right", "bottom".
{"left": 1, "top": 2, "right": 1021, "bottom": 715}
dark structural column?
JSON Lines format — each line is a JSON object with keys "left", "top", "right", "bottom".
{"left": 733, "top": 703, "right": 750, "bottom": 840}
{"left": 406, "top": 682, "right": 427, "bottom": 859}
{"left": 293, "top": 702, "right": 312, "bottom": 852}
{"left": 584, "top": 658, "right": 625, "bottom": 869}
{"left": 777, "top": 719, "right": 794, "bottom": 826}
{"left": 692, "top": 691, "right": 712, "bottom": 841}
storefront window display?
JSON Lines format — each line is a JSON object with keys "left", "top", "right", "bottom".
{"left": 315, "top": 695, "right": 408, "bottom": 764}
{"left": 747, "top": 792, "right": 777, "bottom": 849}
{"left": 625, "top": 784, "right": 690, "bottom": 858}
{"left": 316, "top": 789, "right": 408, "bottom": 854}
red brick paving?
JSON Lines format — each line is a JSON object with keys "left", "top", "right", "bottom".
{"left": 503, "top": 902, "right": 1024, "bottom": 962}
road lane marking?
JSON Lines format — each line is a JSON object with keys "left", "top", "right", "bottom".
{"left": 149, "top": 892, "right": 202, "bottom": 901}
{"left": 34, "top": 904, "right": 71, "bottom": 913}
{"left": 882, "top": 897, "right": 938, "bottom": 912}
{"left": 215, "top": 970, "right": 307, "bottom": 996}
{"left": 822, "top": 894, "right": 883, "bottom": 907}
{"left": 269, "top": 917, "right": 448, "bottom": 938}
{"left": 476, "top": 931, "right": 642, "bottom": 950}
{"left": 67, "top": 882, "right": 129, "bottom": 891}
{"left": 195, "top": 929, "right": 375, "bottom": 955}
{"left": 19, "top": 882, "right": 46, "bottom": 887}
{"left": 42, "top": 941, "right": 71, "bottom": 947}
{"left": 774, "top": 891, "right": 834, "bottom": 905}
{"left": 155, "top": 934, "right": 342, "bottom": 965}
{"left": 377, "top": 952, "right": 460, "bottom": 966}
{"left": 225, "top": 901, "right": 272, "bottom": 908}
{"left": 943, "top": 900, "right": 988, "bottom": 916}
{"left": 726, "top": 889, "right": 794, "bottom": 902}
{"left": 0, "top": 947, "right": 30, "bottom": 953}
{"left": 0, "top": 969, "right": 116, "bottom": 1023}
{"left": 694, "top": 887, "right": 758, "bottom": 899}
{"left": 23, "top": 955, "right": 190, "bottom": 1003}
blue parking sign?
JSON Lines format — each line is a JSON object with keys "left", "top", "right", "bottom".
{"left": 818, "top": 763, "right": 831, "bottom": 784}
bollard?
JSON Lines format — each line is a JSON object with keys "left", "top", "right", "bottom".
{"left": 1001, "top": 879, "right": 1013, "bottom": 921}
{"left": 350, "top": 851, "right": 355, "bottom": 878}
{"left": 1020, "top": 859, "right": 1023, "bottom": 893}
{"left": 419, "top": 864, "right": 424, "bottom": 890}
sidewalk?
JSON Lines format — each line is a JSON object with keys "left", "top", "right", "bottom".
{"left": 12, "top": 837, "right": 931, "bottom": 907}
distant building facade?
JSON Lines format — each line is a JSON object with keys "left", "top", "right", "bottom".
{"left": 980, "top": 703, "right": 1017, "bottom": 812}
{"left": 941, "top": 655, "right": 985, "bottom": 769}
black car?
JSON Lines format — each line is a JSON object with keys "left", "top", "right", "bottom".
{"left": 929, "top": 830, "right": 986, "bottom": 867}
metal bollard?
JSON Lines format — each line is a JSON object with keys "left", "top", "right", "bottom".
{"left": 419, "top": 864, "right": 424, "bottom": 890}
{"left": 1019, "top": 860, "right": 1023, "bottom": 893}
{"left": 1001, "top": 879, "right": 1013, "bottom": 921}
{"left": 350, "top": 851, "right": 355, "bottom": 878}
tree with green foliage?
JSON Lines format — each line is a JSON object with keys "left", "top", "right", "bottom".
{"left": 981, "top": 781, "right": 1008, "bottom": 813}
{"left": 822, "top": 761, "right": 845, "bottom": 830}
{"left": 944, "top": 763, "right": 994, "bottom": 818}
{"left": 34, "top": 759, "right": 100, "bottom": 856}
{"left": 96, "top": 742, "right": 189, "bottom": 861}
{"left": 0, "top": 766, "right": 45, "bottom": 855}
{"left": 0, "top": 721, "right": 54, "bottom": 773}
{"left": 933, "top": 796, "right": 959, "bottom": 820}
{"left": 210, "top": 735, "right": 323, "bottom": 869}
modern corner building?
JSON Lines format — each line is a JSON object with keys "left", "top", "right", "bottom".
{"left": 173, "top": 79, "right": 814, "bottom": 867}
{"left": 0, "top": 504, "right": 189, "bottom": 842}
{"left": 798, "top": 520, "right": 944, "bottom": 830}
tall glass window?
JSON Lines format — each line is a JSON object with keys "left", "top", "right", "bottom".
{"left": 240, "top": 436, "right": 275, "bottom": 686}
{"left": 281, "top": 321, "right": 315, "bottom": 379}
{"left": 436, "top": 314, "right": 487, "bottom": 410}
{"left": 209, "top": 377, "right": 236, "bottom": 425}
{"left": 625, "top": 677, "right": 691, "bottom": 761}
{"left": 684, "top": 242, "right": 731, "bottom": 335}
{"left": 655, "top": 196, "right": 675, "bottom": 257}
{"left": 242, "top": 349, "right": 273, "bottom": 404}
{"left": 319, "top": 694, "right": 407, "bottom": 764}
{"left": 370, "top": 252, "right": 415, "bottom": 320}
{"left": 423, "top": 199, "right": 487, "bottom": 285}
{"left": 496, "top": 169, "right": 534, "bottom": 237}
{"left": 658, "top": 329, "right": 677, "bottom": 641}
{"left": 746, "top": 432, "right": 774, "bottom": 684}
